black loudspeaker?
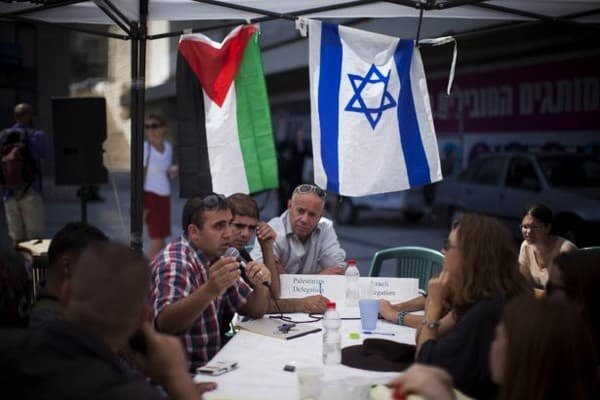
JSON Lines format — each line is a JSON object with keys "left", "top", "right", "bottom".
{"left": 52, "top": 97, "right": 108, "bottom": 186}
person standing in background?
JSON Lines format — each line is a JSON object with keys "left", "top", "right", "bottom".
{"left": 1, "top": 103, "right": 49, "bottom": 247}
{"left": 143, "top": 114, "right": 178, "bottom": 259}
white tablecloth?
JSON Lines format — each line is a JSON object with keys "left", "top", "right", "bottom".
{"left": 197, "top": 314, "right": 416, "bottom": 400}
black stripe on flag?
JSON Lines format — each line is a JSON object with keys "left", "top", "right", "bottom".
{"left": 177, "top": 51, "right": 213, "bottom": 198}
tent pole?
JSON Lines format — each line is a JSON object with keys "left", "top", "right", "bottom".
{"left": 130, "top": 0, "right": 148, "bottom": 252}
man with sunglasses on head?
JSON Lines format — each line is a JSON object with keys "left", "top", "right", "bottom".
{"left": 150, "top": 194, "right": 271, "bottom": 371}
{"left": 226, "top": 193, "right": 330, "bottom": 315}
{"left": 250, "top": 184, "right": 346, "bottom": 275}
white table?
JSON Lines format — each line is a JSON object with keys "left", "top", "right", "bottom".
{"left": 197, "top": 313, "right": 416, "bottom": 400}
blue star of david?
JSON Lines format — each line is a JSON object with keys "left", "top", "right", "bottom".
{"left": 344, "top": 64, "right": 397, "bottom": 129}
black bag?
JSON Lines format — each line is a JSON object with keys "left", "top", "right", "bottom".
{"left": 0, "top": 127, "right": 36, "bottom": 192}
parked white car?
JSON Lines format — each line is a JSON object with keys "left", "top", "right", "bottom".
{"left": 435, "top": 152, "right": 600, "bottom": 246}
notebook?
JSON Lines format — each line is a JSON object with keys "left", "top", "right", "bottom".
{"left": 236, "top": 318, "right": 321, "bottom": 340}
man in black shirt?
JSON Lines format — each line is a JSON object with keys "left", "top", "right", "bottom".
{"left": 0, "top": 242, "right": 204, "bottom": 400}
{"left": 29, "top": 221, "right": 108, "bottom": 328}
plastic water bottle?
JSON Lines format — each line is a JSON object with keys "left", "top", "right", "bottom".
{"left": 322, "top": 301, "right": 341, "bottom": 365}
{"left": 345, "top": 259, "right": 360, "bottom": 307}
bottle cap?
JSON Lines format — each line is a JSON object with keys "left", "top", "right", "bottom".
{"left": 326, "top": 301, "right": 336, "bottom": 309}
{"left": 348, "top": 259, "right": 356, "bottom": 265}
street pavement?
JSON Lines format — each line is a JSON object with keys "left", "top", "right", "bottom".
{"left": 1, "top": 172, "right": 448, "bottom": 276}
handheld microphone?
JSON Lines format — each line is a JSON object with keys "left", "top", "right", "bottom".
{"left": 224, "top": 247, "right": 270, "bottom": 288}
{"left": 224, "top": 246, "right": 247, "bottom": 269}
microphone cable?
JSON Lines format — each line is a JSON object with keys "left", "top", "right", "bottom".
{"left": 225, "top": 246, "right": 323, "bottom": 324}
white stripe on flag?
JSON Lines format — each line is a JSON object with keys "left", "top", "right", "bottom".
{"left": 204, "top": 84, "right": 250, "bottom": 196}
{"left": 337, "top": 26, "right": 410, "bottom": 195}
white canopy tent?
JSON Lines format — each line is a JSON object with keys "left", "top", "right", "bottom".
{"left": 2, "top": 0, "right": 599, "bottom": 250}
{"left": 3, "top": 1, "right": 600, "bottom": 24}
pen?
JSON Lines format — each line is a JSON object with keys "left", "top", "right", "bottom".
{"left": 362, "top": 331, "right": 395, "bottom": 336}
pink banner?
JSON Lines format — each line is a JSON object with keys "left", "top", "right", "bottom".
{"left": 429, "top": 54, "right": 600, "bottom": 135}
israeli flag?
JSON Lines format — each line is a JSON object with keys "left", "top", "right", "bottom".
{"left": 309, "top": 21, "right": 442, "bottom": 196}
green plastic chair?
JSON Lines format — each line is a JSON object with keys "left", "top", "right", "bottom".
{"left": 368, "top": 246, "right": 445, "bottom": 291}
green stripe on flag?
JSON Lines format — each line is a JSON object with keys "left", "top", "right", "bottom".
{"left": 235, "top": 32, "right": 279, "bottom": 194}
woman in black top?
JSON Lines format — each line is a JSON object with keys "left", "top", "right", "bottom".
{"left": 415, "top": 213, "right": 530, "bottom": 399}
{"left": 391, "top": 296, "right": 597, "bottom": 400}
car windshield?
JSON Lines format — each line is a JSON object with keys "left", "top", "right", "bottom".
{"left": 538, "top": 155, "right": 600, "bottom": 187}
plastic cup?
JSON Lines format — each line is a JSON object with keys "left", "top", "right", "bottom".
{"left": 297, "top": 367, "right": 323, "bottom": 400}
{"left": 358, "top": 299, "right": 380, "bottom": 331}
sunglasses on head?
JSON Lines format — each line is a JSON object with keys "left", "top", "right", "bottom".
{"left": 201, "top": 193, "right": 227, "bottom": 208}
{"left": 144, "top": 122, "right": 163, "bottom": 130}
{"left": 294, "top": 184, "right": 326, "bottom": 199}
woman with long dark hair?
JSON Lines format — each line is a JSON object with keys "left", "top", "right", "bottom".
{"left": 549, "top": 248, "right": 600, "bottom": 361}
{"left": 391, "top": 296, "right": 598, "bottom": 400}
{"left": 415, "top": 213, "right": 530, "bottom": 399}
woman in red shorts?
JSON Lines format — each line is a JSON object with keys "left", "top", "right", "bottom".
{"left": 143, "top": 114, "right": 178, "bottom": 258}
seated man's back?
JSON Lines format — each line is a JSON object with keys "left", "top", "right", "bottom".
{"left": 0, "top": 322, "right": 162, "bottom": 400}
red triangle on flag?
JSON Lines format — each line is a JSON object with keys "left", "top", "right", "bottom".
{"left": 179, "top": 25, "right": 257, "bottom": 107}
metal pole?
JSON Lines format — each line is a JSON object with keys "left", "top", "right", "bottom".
{"left": 130, "top": 26, "right": 143, "bottom": 251}
{"left": 129, "top": 0, "right": 148, "bottom": 252}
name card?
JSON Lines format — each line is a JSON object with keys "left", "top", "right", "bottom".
{"left": 279, "top": 275, "right": 419, "bottom": 304}
{"left": 367, "top": 277, "right": 419, "bottom": 302}
{"left": 279, "top": 275, "right": 345, "bottom": 301}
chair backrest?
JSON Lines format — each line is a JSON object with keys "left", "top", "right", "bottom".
{"left": 580, "top": 246, "right": 600, "bottom": 252}
{"left": 368, "top": 246, "right": 445, "bottom": 291}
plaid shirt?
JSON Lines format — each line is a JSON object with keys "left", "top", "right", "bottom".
{"left": 151, "top": 235, "right": 252, "bottom": 370}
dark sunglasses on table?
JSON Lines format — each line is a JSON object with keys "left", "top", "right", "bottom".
{"left": 144, "top": 122, "right": 164, "bottom": 130}
{"left": 294, "top": 184, "right": 326, "bottom": 199}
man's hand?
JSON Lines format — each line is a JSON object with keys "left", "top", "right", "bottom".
{"left": 319, "top": 266, "right": 345, "bottom": 275}
{"left": 256, "top": 222, "right": 276, "bottom": 248}
{"left": 126, "top": 322, "right": 197, "bottom": 399}
{"left": 195, "top": 382, "right": 218, "bottom": 396}
{"left": 298, "top": 295, "right": 330, "bottom": 313}
{"left": 207, "top": 256, "right": 241, "bottom": 296}
{"left": 246, "top": 261, "right": 271, "bottom": 287}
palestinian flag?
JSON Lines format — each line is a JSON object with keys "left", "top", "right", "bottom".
{"left": 177, "top": 24, "right": 278, "bottom": 197}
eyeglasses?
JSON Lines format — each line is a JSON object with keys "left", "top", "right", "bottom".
{"left": 144, "top": 122, "right": 163, "bottom": 130}
{"left": 442, "top": 239, "right": 457, "bottom": 252}
{"left": 294, "top": 184, "right": 326, "bottom": 199}
{"left": 520, "top": 224, "right": 542, "bottom": 231}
